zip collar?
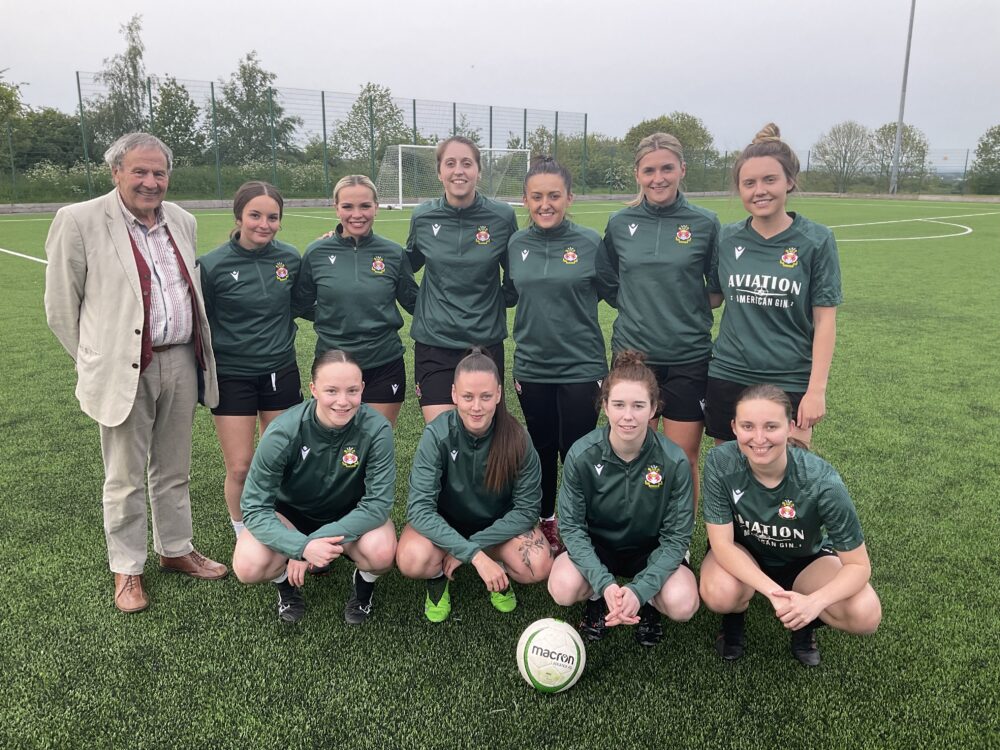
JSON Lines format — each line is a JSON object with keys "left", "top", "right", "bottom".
{"left": 638, "top": 194, "right": 689, "bottom": 218}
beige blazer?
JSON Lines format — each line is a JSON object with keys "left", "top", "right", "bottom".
{"left": 44, "top": 189, "right": 219, "bottom": 427}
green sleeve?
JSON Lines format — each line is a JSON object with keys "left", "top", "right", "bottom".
{"left": 594, "top": 236, "right": 617, "bottom": 306}
{"left": 557, "top": 455, "right": 615, "bottom": 597}
{"left": 291, "top": 251, "right": 317, "bottom": 321}
{"left": 468, "top": 439, "right": 541, "bottom": 552}
{"left": 307, "top": 418, "right": 396, "bottom": 544}
{"left": 405, "top": 214, "right": 426, "bottom": 273}
{"left": 406, "top": 426, "right": 480, "bottom": 562}
{"left": 705, "top": 215, "right": 722, "bottom": 294}
{"left": 500, "top": 211, "right": 519, "bottom": 308}
{"left": 600, "top": 223, "right": 620, "bottom": 309}
{"left": 626, "top": 459, "right": 694, "bottom": 605}
{"left": 818, "top": 477, "right": 865, "bottom": 553}
{"left": 701, "top": 448, "right": 735, "bottom": 526}
{"left": 198, "top": 261, "right": 216, "bottom": 323}
{"left": 396, "top": 252, "right": 419, "bottom": 315}
{"left": 811, "top": 231, "right": 843, "bottom": 307}
{"left": 241, "top": 423, "right": 311, "bottom": 560}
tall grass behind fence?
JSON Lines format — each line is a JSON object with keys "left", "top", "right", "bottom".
{"left": 0, "top": 70, "right": 978, "bottom": 204}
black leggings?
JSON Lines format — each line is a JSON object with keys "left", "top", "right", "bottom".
{"left": 515, "top": 380, "right": 600, "bottom": 518}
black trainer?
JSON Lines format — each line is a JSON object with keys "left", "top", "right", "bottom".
{"left": 344, "top": 568, "right": 375, "bottom": 625}
{"left": 790, "top": 627, "right": 821, "bottom": 667}
{"left": 714, "top": 611, "right": 747, "bottom": 661}
{"left": 635, "top": 603, "right": 663, "bottom": 647}
{"left": 579, "top": 598, "right": 609, "bottom": 642}
{"left": 275, "top": 579, "right": 305, "bottom": 624}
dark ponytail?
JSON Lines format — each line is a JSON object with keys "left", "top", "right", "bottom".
{"left": 455, "top": 348, "right": 526, "bottom": 493}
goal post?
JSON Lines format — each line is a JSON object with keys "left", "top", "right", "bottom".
{"left": 374, "top": 144, "right": 530, "bottom": 208}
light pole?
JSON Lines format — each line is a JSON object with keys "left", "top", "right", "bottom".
{"left": 890, "top": 0, "right": 917, "bottom": 194}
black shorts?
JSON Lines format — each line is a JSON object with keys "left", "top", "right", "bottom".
{"left": 706, "top": 539, "right": 835, "bottom": 591}
{"left": 212, "top": 362, "right": 303, "bottom": 416}
{"left": 757, "top": 548, "right": 837, "bottom": 591}
{"left": 593, "top": 542, "right": 692, "bottom": 579}
{"left": 275, "top": 502, "right": 356, "bottom": 561}
{"left": 703, "top": 377, "right": 804, "bottom": 441}
{"left": 362, "top": 357, "right": 406, "bottom": 404}
{"left": 611, "top": 353, "right": 707, "bottom": 422}
{"left": 413, "top": 341, "right": 505, "bottom": 407}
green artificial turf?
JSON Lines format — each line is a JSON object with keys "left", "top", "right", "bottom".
{"left": 0, "top": 196, "right": 998, "bottom": 748}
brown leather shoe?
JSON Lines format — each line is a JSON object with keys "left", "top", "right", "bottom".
{"left": 159, "top": 548, "right": 229, "bottom": 580}
{"left": 114, "top": 573, "right": 149, "bottom": 613}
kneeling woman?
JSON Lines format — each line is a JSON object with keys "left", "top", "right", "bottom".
{"left": 397, "top": 348, "right": 552, "bottom": 622}
{"left": 233, "top": 350, "right": 397, "bottom": 625}
{"left": 548, "top": 351, "right": 699, "bottom": 647}
{"left": 700, "top": 384, "right": 881, "bottom": 666}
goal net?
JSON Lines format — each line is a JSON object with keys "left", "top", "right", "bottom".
{"left": 375, "top": 144, "right": 530, "bottom": 208}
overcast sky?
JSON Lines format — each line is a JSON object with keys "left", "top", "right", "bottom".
{"left": 4, "top": 0, "right": 998, "bottom": 153}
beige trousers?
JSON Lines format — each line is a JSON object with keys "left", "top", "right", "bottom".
{"left": 99, "top": 343, "right": 197, "bottom": 574}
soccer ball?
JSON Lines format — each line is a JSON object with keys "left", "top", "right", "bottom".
{"left": 516, "top": 618, "right": 586, "bottom": 693}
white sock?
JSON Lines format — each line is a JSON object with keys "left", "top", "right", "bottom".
{"left": 541, "top": 514, "right": 556, "bottom": 522}
{"left": 358, "top": 570, "right": 379, "bottom": 583}
{"left": 272, "top": 571, "right": 288, "bottom": 584}
{"left": 231, "top": 519, "right": 245, "bottom": 538}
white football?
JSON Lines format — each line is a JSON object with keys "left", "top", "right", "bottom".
{"left": 516, "top": 618, "right": 586, "bottom": 693}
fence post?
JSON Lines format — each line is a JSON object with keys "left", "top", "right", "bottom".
{"left": 7, "top": 122, "right": 16, "bottom": 204}
{"left": 962, "top": 149, "right": 970, "bottom": 194}
{"left": 581, "top": 113, "right": 588, "bottom": 195}
{"left": 523, "top": 108, "right": 527, "bottom": 151}
{"left": 210, "top": 81, "right": 223, "bottom": 200}
{"left": 321, "top": 91, "right": 330, "bottom": 198}
{"left": 146, "top": 77, "right": 154, "bottom": 131}
{"left": 452, "top": 102, "right": 456, "bottom": 136}
{"left": 489, "top": 106, "right": 493, "bottom": 149}
{"left": 368, "top": 95, "right": 376, "bottom": 178}
{"left": 267, "top": 88, "right": 278, "bottom": 185}
{"left": 554, "top": 112, "right": 559, "bottom": 159}
{"left": 76, "top": 71, "right": 94, "bottom": 198}
{"left": 412, "top": 99, "right": 417, "bottom": 145}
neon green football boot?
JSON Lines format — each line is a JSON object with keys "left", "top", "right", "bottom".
{"left": 424, "top": 577, "right": 451, "bottom": 623}
{"left": 490, "top": 585, "right": 517, "bottom": 613}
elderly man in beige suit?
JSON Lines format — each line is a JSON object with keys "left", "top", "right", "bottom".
{"left": 45, "top": 132, "right": 228, "bottom": 613}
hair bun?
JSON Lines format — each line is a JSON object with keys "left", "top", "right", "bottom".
{"left": 612, "top": 349, "right": 648, "bottom": 368}
{"left": 752, "top": 123, "right": 782, "bottom": 145}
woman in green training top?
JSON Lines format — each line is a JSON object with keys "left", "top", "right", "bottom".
{"left": 405, "top": 136, "right": 519, "bottom": 424}
{"left": 199, "top": 181, "right": 303, "bottom": 539}
{"left": 700, "top": 384, "right": 881, "bottom": 666}
{"left": 233, "top": 350, "right": 397, "bottom": 626}
{"left": 602, "top": 133, "right": 722, "bottom": 502}
{"left": 704, "top": 123, "right": 841, "bottom": 449}
{"left": 294, "top": 175, "right": 418, "bottom": 428}
{"left": 548, "top": 350, "right": 698, "bottom": 648}
{"left": 396, "top": 348, "right": 552, "bottom": 622}
{"left": 506, "top": 156, "right": 616, "bottom": 555}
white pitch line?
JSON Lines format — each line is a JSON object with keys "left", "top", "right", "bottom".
{"left": 0, "top": 247, "right": 47, "bottom": 263}
{"left": 838, "top": 220, "right": 974, "bottom": 243}
{"left": 829, "top": 211, "right": 1000, "bottom": 228}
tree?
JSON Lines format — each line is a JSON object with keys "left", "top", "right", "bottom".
{"left": 969, "top": 125, "right": 1000, "bottom": 194}
{"left": 87, "top": 15, "right": 149, "bottom": 151}
{"left": 453, "top": 113, "right": 482, "bottom": 146}
{"left": 812, "top": 121, "right": 872, "bottom": 193}
{"left": 152, "top": 77, "right": 205, "bottom": 163}
{"left": 214, "top": 51, "right": 302, "bottom": 163}
{"left": 9, "top": 107, "right": 82, "bottom": 169}
{"left": 526, "top": 125, "right": 554, "bottom": 157}
{"left": 871, "top": 122, "right": 928, "bottom": 190}
{"left": 0, "top": 69, "right": 24, "bottom": 125}
{"left": 332, "top": 83, "right": 410, "bottom": 162}
{"left": 623, "top": 112, "right": 716, "bottom": 160}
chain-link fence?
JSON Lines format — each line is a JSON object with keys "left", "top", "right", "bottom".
{"left": 0, "top": 70, "right": 984, "bottom": 204}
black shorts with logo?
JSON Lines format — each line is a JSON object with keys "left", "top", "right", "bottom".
{"left": 212, "top": 362, "right": 303, "bottom": 416}
{"left": 593, "top": 542, "right": 692, "bottom": 579}
{"left": 362, "top": 356, "right": 406, "bottom": 404}
{"left": 703, "top": 377, "right": 804, "bottom": 441}
{"left": 413, "top": 341, "right": 505, "bottom": 407}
